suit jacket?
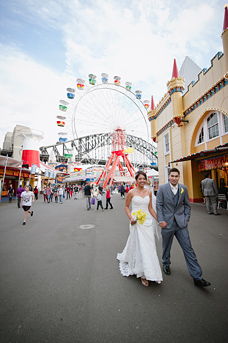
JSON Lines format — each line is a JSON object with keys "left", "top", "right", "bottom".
{"left": 156, "top": 183, "right": 191, "bottom": 229}
{"left": 201, "top": 178, "right": 218, "bottom": 197}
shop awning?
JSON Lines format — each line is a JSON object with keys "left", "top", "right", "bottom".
{"left": 146, "top": 169, "right": 159, "bottom": 177}
{"left": 113, "top": 176, "right": 135, "bottom": 183}
{"left": 0, "top": 156, "right": 21, "bottom": 167}
{"left": 171, "top": 142, "right": 228, "bottom": 163}
{"left": 63, "top": 176, "right": 86, "bottom": 182}
{"left": 39, "top": 161, "right": 67, "bottom": 174}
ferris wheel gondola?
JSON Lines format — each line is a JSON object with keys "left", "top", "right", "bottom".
{"left": 64, "top": 74, "right": 151, "bottom": 142}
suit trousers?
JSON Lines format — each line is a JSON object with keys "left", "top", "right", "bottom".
{"left": 162, "top": 220, "right": 202, "bottom": 280}
{"left": 205, "top": 195, "right": 217, "bottom": 214}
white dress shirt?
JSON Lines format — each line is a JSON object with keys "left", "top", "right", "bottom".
{"left": 170, "top": 183, "right": 178, "bottom": 195}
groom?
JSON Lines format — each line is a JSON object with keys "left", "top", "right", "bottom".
{"left": 156, "top": 168, "right": 211, "bottom": 287}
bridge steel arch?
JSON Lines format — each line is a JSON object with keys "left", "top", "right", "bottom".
{"left": 39, "top": 133, "right": 157, "bottom": 166}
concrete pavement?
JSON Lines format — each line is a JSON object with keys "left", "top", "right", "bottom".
{"left": 0, "top": 194, "right": 228, "bottom": 343}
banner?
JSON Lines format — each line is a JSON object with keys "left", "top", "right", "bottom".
{"left": 30, "top": 164, "right": 37, "bottom": 175}
{"left": 198, "top": 154, "right": 228, "bottom": 171}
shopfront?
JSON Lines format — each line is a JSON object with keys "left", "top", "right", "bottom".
{"left": 0, "top": 165, "right": 31, "bottom": 200}
{"left": 171, "top": 143, "right": 228, "bottom": 202}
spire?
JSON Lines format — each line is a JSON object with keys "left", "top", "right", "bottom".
{"left": 151, "top": 95, "right": 155, "bottom": 110}
{"left": 223, "top": 4, "right": 228, "bottom": 31}
{"left": 172, "top": 59, "right": 179, "bottom": 78}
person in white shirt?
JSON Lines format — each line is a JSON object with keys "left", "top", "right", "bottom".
{"left": 58, "top": 185, "right": 64, "bottom": 204}
{"left": 21, "top": 185, "right": 35, "bottom": 225}
{"left": 96, "top": 191, "right": 104, "bottom": 211}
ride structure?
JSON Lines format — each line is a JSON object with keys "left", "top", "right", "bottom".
{"left": 51, "top": 72, "right": 158, "bottom": 182}
{"left": 96, "top": 127, "right": 135, "bottom": 187}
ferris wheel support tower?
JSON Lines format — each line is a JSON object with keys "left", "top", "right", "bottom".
{"left": 96, "top": 127, "right": 135, "bottom": 188}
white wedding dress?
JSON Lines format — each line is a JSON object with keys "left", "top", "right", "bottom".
{"left": 117, "top": 195, "right": 163, "bottom": 283}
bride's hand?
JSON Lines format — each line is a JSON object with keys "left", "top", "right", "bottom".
{"left": 130, "top": 218, "right": 137, "bottom": 225}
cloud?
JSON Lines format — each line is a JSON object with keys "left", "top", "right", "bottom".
{"left": 61, "top": 0, "right": 222, "bottom": 102}
{"left": 0, "top": 44, "right": 70, "bottom": 146}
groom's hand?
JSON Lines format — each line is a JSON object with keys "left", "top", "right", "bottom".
{"left": 159, "top": 221, "right": 167, "bottom": 228}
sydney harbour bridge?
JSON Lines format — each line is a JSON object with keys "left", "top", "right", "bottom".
{"left": 39, "top": 133, "right": 158, "bottom": 169}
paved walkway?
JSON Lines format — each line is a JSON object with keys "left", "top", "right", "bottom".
{"left": 0, "top": 194, "right": 228, "bottom": 343}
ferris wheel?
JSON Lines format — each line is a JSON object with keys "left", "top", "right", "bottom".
{"left": 57, "top": 74, "right": 151, "bottom": 144}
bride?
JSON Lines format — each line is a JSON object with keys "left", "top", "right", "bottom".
{"left": 117, "top": 171, "right": 163, "bottom": 286}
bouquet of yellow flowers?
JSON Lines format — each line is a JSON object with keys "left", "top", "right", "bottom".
{"left": 132, "top": 209, "right": 148, "bottom": 225}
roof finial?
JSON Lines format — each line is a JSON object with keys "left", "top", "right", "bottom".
{"left": 151, "top": 95, "right": 155, "bottom": 110}
{"left": 223, "top": 4, "right": 228, "bottom": 31}
{"left": 172, "top": 59, "right": 179, "bottom": 78}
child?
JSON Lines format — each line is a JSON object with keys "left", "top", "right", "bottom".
{"left": 97, "top": 191, "right": 104, "bottom": 211}
{"left": 21, "top": 185, "right": 35, "bottom": 225}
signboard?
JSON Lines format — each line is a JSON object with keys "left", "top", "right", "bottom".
{"left": 56, "top": 174, "right": 65, "bottom": 183}
{"left": 198, "top": 154, "right": 228, "bottom": 171}
{"left": 55, "top": 164, "right": 68, "bottom": 173}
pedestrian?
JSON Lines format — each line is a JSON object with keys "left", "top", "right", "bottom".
{"left": 17, "top": 184, "right": 25, "bottom": 208}
{"left": 33, "top": 186, "right": 39, "bottom": 200}
{"left": 53, "top": 185, "right": 59, "bottom": 203}
{"left": 117, "top": 171, "right": 162, "bottom": 286}
{"left": 105, "top": 186, "right": 113, "bottom": 209}
{"left": 50, "top": 186, "right": 54, "bottom": 202}
{"left": 43, "top": 186, "right": 46, "bottom": 202}
{"left": 218, "top": 181, "right": 228, "bottom": 201}
{"left": 120, "top": 183, "right": 125, "bottom": 199}
{"left": 74, "top": 185, "right": 79, "bottom": 199}
{"left": 201, "top": 172, "right": 220, "bottom": 215}
{"left": 7, "top": 184, "right": 14, "bottom": 203}
{"left": 70, "top": 185, "right": 74, "bottom": 198}
{"left": 84, "top": 181, "right": 92, "bottom": 210}
{"left": 96, "top": 190, "right": 104, "bottom": 211}
{"left": 66, "top": 185, "right": 71, "bottom": 199}
{"left": 21, "top": 185, "right": 34, "bottom": 225}
{"left": 58, "top": 185, "right": 64, "bottom": 204}
{"left": 98, "top": 184, "right": 103, "bottom": 193}
{"left": 46, "top": 185, "right": 51, "bottom": 203}
{"left": 156, "top": 167, "right": 211, "bottom": 287}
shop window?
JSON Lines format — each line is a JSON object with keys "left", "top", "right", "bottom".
{"left": 207, "top": 112, "right": 219, "bottom": 139}
{"left": 197, "top": 127, "right": 204, "bottom": 144}
{"left": 163, "top": 133, "right": 170, "bottom": 154}
{"left": 224, "top": 114, "right": 228, "bottom": 133}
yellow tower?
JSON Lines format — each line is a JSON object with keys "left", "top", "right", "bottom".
{"left": 147, "top": 96, "right": 157, "bottom": 142}
{"left": 222, "top": 4, "right": 228, "bottom": 78}
{"left": 167, "top": 59, "right": 185, "bottom": 126}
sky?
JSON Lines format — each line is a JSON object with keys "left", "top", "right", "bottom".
{"left": 0, "top": 0, "right": 225, "bottom": 148}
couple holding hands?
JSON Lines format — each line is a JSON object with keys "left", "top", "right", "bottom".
{"left": 117, "top": 168, "right": 211, "bottom": 288}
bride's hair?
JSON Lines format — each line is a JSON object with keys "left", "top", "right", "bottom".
{"left": 135, "top": 171, "right": 147, "bottom": 181}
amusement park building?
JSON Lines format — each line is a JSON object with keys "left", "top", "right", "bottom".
{"left": 148, "top": 5, "right": 228, "bottom": 202}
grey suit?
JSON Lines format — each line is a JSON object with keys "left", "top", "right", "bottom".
{"left": 156, "top": 183, "right": 202, "bottom": 280}
{"left": 201, "top": 177, "right": 218, "bottom": 214}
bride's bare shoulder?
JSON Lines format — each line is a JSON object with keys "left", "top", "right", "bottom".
{"left": 128, "top": 189, "right": 135, "bottom": 197}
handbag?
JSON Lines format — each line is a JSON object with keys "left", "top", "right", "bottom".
{"left": 91, "top": 197, "right": 95, "bottom": 205}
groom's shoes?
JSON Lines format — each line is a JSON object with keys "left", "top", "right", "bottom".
{"left": 194, "top": 278, "right": 211, "bottom": 287}
{"left": 163, "top": 265, "right": 171, "bottom": 275}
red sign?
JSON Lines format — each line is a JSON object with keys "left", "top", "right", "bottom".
{"left": 198, "top": 154, "right": 228, "bottom": 171}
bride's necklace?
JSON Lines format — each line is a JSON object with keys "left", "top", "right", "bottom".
{"left": 138, "top": 187, "right": 145, "bottom": 194}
